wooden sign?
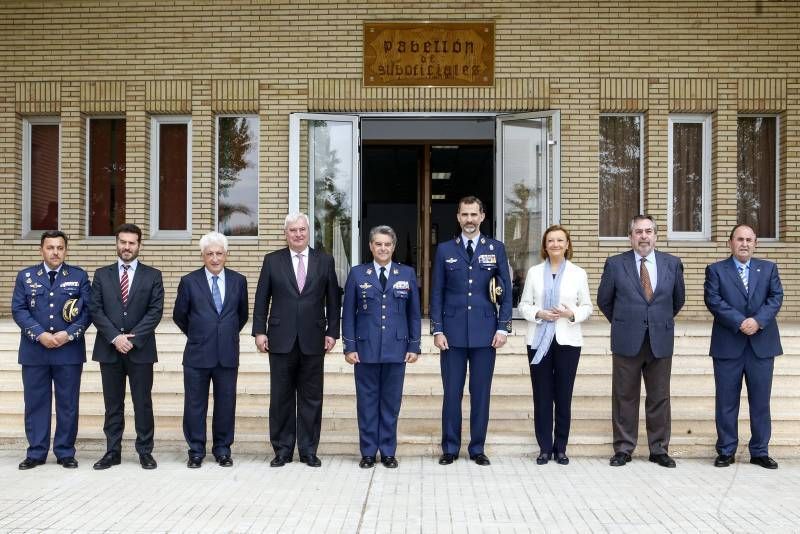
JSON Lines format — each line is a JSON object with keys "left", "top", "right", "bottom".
{"left": 363, "top": 21, "right": 495, "bottom": 87}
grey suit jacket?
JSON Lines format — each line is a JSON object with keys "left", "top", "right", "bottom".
{"left": 597, "top": 249, "right": 685, "bottom": 358}
{"left": 90, "top": 261, "right": 165, "bottom": 364}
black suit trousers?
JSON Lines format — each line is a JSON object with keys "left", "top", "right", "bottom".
{"left": 268, "top": 339, "right": 324, "bottom": 457}
{"left": 183, "top": 364, "right": 238, "bottom": 459}
{"left": 100, "top": 358, "right": 155, "bottom": 454}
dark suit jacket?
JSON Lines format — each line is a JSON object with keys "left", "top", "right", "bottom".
{"left": 252, "top": 247, "right": 340, "bottom": 355}
{"left": 597, "top": 249, "right": 685, "bottom": 358}
{"left": 90, "top": 261, "right": 165, "bottom": 364}
{"left": 172, "top": 267, "right": 249, "bottom": 368}
{"left": 704, "top": 256, "right": 783, "bottom": 359}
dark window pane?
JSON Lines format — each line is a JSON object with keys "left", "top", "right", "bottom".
{"left": 672, "top": 122, "right": 704, "bottom": 233}
{"left": 29, "top": 124, "right": 59, "bottom": 231}
{"left": 217, "top": 117, "right": 258, "bottom": 236}
{"left": 599, "top": 116, "right": 641, "bottom": 237}
{"left": 89, "top": 119, "right": 126, "bottom": 236}
{"left": 737, "top": 117, "right": 776, "bottom": 238}
{"left": 158, "top": 123, "right": 188, "bottom": 231}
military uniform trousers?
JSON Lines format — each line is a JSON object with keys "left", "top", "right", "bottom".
{"left": 440, "top": 346, "right": 496, "bottom": 457}
{"left": 22, "top": 363, "right": 82, "bottom": 461}
{"left": 354, "top": 362, "right": 406, "bottom": 457}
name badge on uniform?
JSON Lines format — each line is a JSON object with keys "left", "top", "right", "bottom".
{"left": 393, "top": 280, "right": 409, "bottom": 298}
{"left": 60, "top": 281, "right": 79, "bottom": 288}
{"left": 478, "top": 254, "right": 497, "bottom": 268}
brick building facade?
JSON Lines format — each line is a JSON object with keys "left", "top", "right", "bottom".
{"left": 1, "top": 1, "right": 798, "bottom": 318}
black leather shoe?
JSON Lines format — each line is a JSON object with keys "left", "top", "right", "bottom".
{"left": 536, "top": 453, "right": 551, "bottom": 465}
{"left": 57, "top": 456, "right": 78, "bottom": 468}
{"left": 714, "top": 454, "right": 735, "bottom": 467}
{"left": 217, "top": 456, "right": 233, "bottom": 467}
{"left": 93, "top": 452, "right": 121, "bottom": 470}
{"left": 270, "top": 456, "right": 292, "bottom": 467}
{"left": 359, "top": 456, "right": 376, "bottom": 468}
{"left": 187, "top": 457, "right": 202, "bottom": 469}
{"left": 649, "top": 453, "right": 676, "bottom": 468}
{"left": 18, "top": 457, "right": 45, "bottom": 470}
{"left": 609, "top": 452, "right": 631, "bottom": 467}
{"left": 470, "top": 453, "right": 491, "bottom": 466}
{"left": 300, "top": 454, "right": 322, "bottom": 467}
{"left": 438, "top": 453, "right": 458, "bottom": 465}
{"left": 555, "top": 452, "right": 569, "bottom": 465}
{"left": 750, "top": 455, "right": 778, "bottom": 469}
{"left": 381, "top": 456, "right": 398, "bottom": 468}
{"left": 139, "top": 453, "right": 157, "bottom": 470}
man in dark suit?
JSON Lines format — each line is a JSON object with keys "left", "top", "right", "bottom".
{"left": 252, "top": 213, "right": 340, "bottom": 468}
{"left": 704, "top": 224, "right": 783, "bottom": 469}
{"left": 342, "top": 225, "right": 421, "bottom": 469}
{"left": 597, "top": 214, "right": 685, "bottom": 468}
{"left": 430, "top": 196, "right": 513, "bottom": 467}
{"left": 89, "top": 223, "right": 164, "bottom": 470}
{"left": 12, "top": 230, "right": 90, "bottom": 469}
{"left": 173, "top": 231, "right": 249, "bottom": 468}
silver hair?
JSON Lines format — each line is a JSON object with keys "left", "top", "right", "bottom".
{"left": 628, "top": 214, "right": 658, "bottom": 235}
{"left": 284, "top": 212, "right": 310, "bottom": 230}
{"left": 369, "top": 225, "right": 397, "bottom": 245}
{"left": 198, "top": 231, "right": 229, "bottom": 253}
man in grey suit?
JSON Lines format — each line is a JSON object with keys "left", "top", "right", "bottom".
{"left": 252, "top": 213, "right": 340, "bottom": 468}
{"left": 597, "top": 215, "right": 685, "bottom": 468}
{"left": 90, "top": 223, "right": 164, "bottom": 470}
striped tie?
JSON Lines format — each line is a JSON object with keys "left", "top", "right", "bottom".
{"left": 738, "top": 265, "right": 748, "bottom": 292}
{"left": 120, "top": 264, "right": 130, "bottom": 306}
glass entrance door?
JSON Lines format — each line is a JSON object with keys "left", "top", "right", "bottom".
{"left": 496, "top": 111, "right": 560, "bottom": 309}
{"left": 289, "top": 114, "right": 360, "bottom": 289}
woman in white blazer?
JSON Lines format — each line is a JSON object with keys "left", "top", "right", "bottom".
{"left": 518, "top": 225, "right": 592, "bottom": 465}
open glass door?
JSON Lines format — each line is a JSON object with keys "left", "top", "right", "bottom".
{"left": 289, "top": 113, "right": 360, "bottom": 288}
{"left": 495, "top": 111, "right": 560, "bottom": 311}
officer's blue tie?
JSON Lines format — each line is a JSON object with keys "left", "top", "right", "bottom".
{"left": 738, "top": 265, "right": 748, "bottom": 292}
{"left": 212, "top": 275, "right": 223, "bottom": 314}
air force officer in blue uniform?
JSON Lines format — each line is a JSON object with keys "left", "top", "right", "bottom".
{"left": 173, "top": 231, "right": 249, "bottom": 468}
{"left": 342, "top": 225, "right": 421, "bottom": 469}
{"left": 431, "top": 196, "right": 513, "bottom": 466}
{"left": 12, "top": 230, "right": 90, "bottom": 470}
{"left": 704, "top": 224, "right": 783, "bottom": 469}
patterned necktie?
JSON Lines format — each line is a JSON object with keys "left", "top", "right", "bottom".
{"left": 48, "top": 270, "right": 56, "bottom": 286}
{"left": 640, "top": 257, "right": 654, "bottom": 302}
{"left": 212, "top": 275, "right": 223, "bottom": 314}
{"left": 379, "top": 266, "right": 387, "bottom": 291}
{"left": 466, "top": 239, "right": 474, "bottom": 260}
{"left": 296, "top": 253, "right": 306, "bottom": 292}
{"left": 738, "top": 265, "right": 749, "bottom": 292}
{"left": 120, "top": 264, "right": 130, "bottom": 306}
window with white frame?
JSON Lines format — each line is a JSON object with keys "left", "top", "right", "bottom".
{"left": 668, "top": 114, "right": 711, "bottom": 239}
{"left": 150, "top": 116, "right": 191, "bottom": 237}
{"left": 599, "top": 114, "right": 644, "bottom": 237}
{"left": 87, "top": 117, "right": 126, "bottom": 236}
{"left": 737, "top": 115, "right": 778, "bottom": 239}
{"left": 216, "top": 116, "right": 259, "bottom": 236}
{"left": 23, "top": 117, "right": 60, "bottom": 236}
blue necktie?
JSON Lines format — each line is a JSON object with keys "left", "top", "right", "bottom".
{"left": 738, "top": 265, "right": 749, "bottom": 292}
{"left": 212, "top": 275, "right": 223, "bottom": 314}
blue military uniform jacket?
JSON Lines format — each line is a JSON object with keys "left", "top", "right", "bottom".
{"left": 342, "top": 262, "right": 421, "bottom": 362}
{"left": 11, "top": 262, "right": 91, "bottom": 365}
{"left": 429, "top": 235, "right": 513, "bottom": 348}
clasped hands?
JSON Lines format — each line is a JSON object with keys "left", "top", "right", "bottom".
{"left": 254, "top": 334, "right": 336, "bottom": 353}
{"left": 739, "top": 317, "right": 760, "bottom": 336}
{"left": 536, "top": 305, "right": 574, "bottom": 322}
{"left": 38, "top": 331, "right": 70, "bottom": 349}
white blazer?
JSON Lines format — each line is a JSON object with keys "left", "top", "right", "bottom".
{"left": 518, "top": 260, "right": 593, "bottom": 348}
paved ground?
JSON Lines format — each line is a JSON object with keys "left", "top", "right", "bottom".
{"left": 1, "top": 451, "right": 799, "bottom": 533}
